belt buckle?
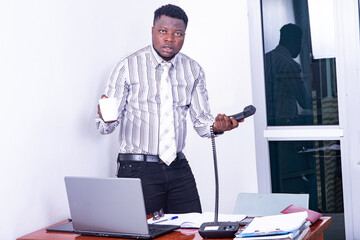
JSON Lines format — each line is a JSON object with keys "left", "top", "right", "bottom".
{"left": 145, "top": 155, "right": 162, "bottom": 163}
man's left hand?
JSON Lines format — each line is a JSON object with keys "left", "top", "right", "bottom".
{"left": 212, "top": 113, "right": 242, "bottom": 133}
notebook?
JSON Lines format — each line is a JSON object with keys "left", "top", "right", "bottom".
{"left": 63, "top": 176, "right": 180, "bottom": 239}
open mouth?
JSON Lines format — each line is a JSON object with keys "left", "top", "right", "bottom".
{"left": 162, "top": 45, "right": 174, "bottom": 53}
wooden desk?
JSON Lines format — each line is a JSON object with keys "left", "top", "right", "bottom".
{"left": 17, "top": 217, "right": 331, "bottom": 240}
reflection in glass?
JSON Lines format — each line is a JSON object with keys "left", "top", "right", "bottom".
{"left": 265, "top": 24, "right": 312, "bottom": 125}
{"left": 261, "top": 1, "right": 344, "bottom": 238}
{"left": 262, "top": 0, "right": 339, "bottom": 126}
{"left": 307, "top": 0, "right": 336, "bottom": 59}
{"left": 269, "top": 140, "right": 343, "bottom": 213}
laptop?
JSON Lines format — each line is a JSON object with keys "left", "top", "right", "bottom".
{"left": 63, "top": 176, "right": 180, "bottom": 239}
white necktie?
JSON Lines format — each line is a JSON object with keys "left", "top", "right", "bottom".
{"left": 158, "top": 62, "right": 177, "bottom": 165}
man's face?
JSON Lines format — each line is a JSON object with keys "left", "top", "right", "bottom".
{"left": 152, "top": 15, "right": 186, "bottom": 61}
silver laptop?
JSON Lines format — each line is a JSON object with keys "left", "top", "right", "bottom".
{"left": 64, "top": 176, "right": 179, "bottom": 239}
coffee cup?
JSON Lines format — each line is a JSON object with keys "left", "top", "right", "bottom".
{"left": 99, "top": 98, "right": 118, "bottom": 122}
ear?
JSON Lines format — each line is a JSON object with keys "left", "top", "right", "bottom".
{"left": 151, "top": 26, "right": 154, "bottom": 35}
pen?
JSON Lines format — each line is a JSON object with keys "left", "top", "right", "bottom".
{"left": 153, "top": 216, "right": 178, "bottom": 224}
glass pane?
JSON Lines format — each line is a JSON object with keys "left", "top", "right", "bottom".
{"left": 269, "top": 140, "right": 343, "bottom": 213}
{"left": 262, "top": 0, "right": 339, "bottom": 126}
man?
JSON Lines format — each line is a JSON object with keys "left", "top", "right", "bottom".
{"left": 96, "top": 4, "right": 239, "bottom": 215}
{"left": 265, "top": 23, "right": 312, "bottom": 126}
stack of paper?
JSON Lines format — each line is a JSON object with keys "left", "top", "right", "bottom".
{"left": 147, "top": 212, "right": 246, "bottom": 228}
{"left": 235, "top": 211, "right": 310, "bottom": 240}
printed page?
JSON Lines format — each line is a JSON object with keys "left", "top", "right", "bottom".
{"left": 237, "top": 212, "right": 308, "bottom": 237}
{"left": 148, "top": 212, "right": 246, "bottom": 228}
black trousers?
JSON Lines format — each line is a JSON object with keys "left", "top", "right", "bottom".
{"left": 117, "top": 155, "right": 202, "bottom": 215}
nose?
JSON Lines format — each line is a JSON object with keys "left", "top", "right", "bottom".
{"left": 165, "top": 33, "right": 174, "bottom": 42}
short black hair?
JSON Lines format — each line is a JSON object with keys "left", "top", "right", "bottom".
{"left": 153, "top": 4, "right": 188, "bottom": 28}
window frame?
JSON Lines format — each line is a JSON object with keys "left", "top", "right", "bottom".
{"left": 247, "top": 0, "right": 360, "bottom": 239}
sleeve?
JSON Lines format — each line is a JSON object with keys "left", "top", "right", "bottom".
{"left": 291, "top": 78, "right": 311, "bottom": 109}
{"left": 96, "top": 59, "right": 129, "bottom": 135}
{"left": 188, "top": 67, "right": 216, "bottom": 138}
{"left": 281, "top": 64, "right": 311, "bottom": 110}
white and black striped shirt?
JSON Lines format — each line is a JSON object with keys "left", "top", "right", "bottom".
{"left": 96, "top": 45, "right": 215, "bottom": 155}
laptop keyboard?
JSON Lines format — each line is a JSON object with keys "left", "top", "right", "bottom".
{"left": 148, "top": 224, "right": 179, "bottom": 235}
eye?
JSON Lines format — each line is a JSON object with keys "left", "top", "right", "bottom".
{"left": 174, "top": 32, "right": 183, "bottom": 37}
{"left": 159, "top": 29, "right": 166, "bottom": 34}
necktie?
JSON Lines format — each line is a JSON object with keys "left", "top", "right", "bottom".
{"left": 158, "top": 62, "right": 177, "bottom": 165}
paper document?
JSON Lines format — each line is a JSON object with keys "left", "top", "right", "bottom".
{"left": 236, "top": 211, "right": 308, "bottom": 238}
{"left": 234, "top": 221, "right": 311, "bottom": 239}
{"left": 147, "top": 212, "right": 246, "bottom": 228}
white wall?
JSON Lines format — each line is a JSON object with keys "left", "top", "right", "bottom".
{"left": 0, "top": 0, "right": 257, "bottom": 239}
{"left": 179, "top": 0, "right": 258, "bottom": 213}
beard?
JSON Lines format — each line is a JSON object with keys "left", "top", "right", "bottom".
{"left": 153, "top": 44, "right": 176, "bottom": 61}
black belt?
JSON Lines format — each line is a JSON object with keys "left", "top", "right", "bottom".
{"left": 117, "top": 152, "right": 185, "bottom": 163}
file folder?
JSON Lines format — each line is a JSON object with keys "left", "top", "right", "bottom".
{"left": 236, "top": 211, "right": 308, "bottom": 238}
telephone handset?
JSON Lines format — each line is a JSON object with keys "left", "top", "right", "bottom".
{"left": 227, "top": 105, "right": 256, "bottom": 122}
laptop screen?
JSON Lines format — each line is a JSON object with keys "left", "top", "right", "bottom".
{"left": 65, "top": 176, "right": 149, "bottom": 235}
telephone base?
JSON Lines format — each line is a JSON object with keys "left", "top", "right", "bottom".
{"left": 198, "top": 221, "right": 240, "bottom": 239}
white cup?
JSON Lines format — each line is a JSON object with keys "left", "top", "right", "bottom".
{"left": 99, "top": 98, "right": 118, "bottom": 122}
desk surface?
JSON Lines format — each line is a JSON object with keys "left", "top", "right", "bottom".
{"left": 17, "top": 217, "right": 331, "bottom": 240}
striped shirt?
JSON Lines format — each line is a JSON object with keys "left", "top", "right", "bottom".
{"left": 265, "top": 45, "right": 310, "bottom": 122}
{"left": 96, "top": 45, "right": 215, "bottom": 155}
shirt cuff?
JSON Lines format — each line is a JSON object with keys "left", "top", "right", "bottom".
{"left": 209, "top": 124, "right": 224, "bottom": 136}
{"left": 95, "top": 117, "right": 119, "bottom": 134}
